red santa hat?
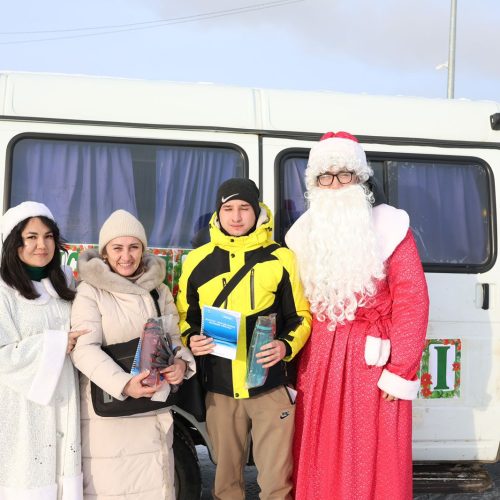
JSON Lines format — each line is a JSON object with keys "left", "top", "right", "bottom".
{"left": 305, "top": 131, "right": 373, "bottom": 190}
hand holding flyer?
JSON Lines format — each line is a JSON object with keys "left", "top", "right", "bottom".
{"left": 201, "top": 305, "right": 241, "bottom": 360}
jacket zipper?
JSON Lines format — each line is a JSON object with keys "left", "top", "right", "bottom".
{"left": 250, "top": 269, "right": 255, "bottom": 310}
{"left": 222, "top": 278, "right": 228, "bottom": 309}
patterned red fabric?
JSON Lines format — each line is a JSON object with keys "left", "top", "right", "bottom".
{"left": 293, "top": 230, "right": 429, "bottom": 500}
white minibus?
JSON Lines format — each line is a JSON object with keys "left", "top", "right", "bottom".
{"left": 1, "top": 71, "right": 499, "bottom": 496}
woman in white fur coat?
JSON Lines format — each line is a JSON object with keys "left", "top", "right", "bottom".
{"left": 0, "top": 201, "right": 87, "bottom": 500}
{"left": 71, "top": 210, "right": 195, "bottom": 500}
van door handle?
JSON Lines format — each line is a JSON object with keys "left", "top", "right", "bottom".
{"left": 481, "top": 283, "right": 489, "bottom": 310}
{"left": 476, "top": 283, "right": 491, "bottom": 310}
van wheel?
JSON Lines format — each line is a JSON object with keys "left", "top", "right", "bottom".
{"left": 173, "top": 422, "right": 202, "bottom": 499}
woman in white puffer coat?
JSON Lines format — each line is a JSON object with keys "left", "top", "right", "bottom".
{"left": 71, "top": 210, "right": 195, "bottom": 500}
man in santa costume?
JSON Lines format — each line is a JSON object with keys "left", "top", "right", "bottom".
{"left": 286, "top": 131, "right": 429, "bottom": 500}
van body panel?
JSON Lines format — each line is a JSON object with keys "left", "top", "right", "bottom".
{"left": 262, "top": 88, "right": 500, "bottom": 142}
{"left": 1, "top": 72, "right": 259, "bottom": 130}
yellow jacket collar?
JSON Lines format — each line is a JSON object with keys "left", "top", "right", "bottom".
{"left": 209, "top": 203, "right": 273, "bottom": 250}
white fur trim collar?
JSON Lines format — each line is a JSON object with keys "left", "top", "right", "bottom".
{"left": 372, "top": 204, "right": 409, "bottom": 261}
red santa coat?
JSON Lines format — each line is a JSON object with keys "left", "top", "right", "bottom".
{"left": 286, "top": 204, "right": 429, "bottom": 500}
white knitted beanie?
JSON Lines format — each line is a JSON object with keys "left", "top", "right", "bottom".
{"left": 305, "top": 131, "right": 372, "bottom": 191}
{"left": 99, "top": 209, "right": 147, "bottom": 253}
{"left": 1, "top": 201, "right": 54, "bottom": 244}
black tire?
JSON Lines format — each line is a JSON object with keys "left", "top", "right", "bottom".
{"left": 173, "top": 421, "right": 202, "bottom": 500}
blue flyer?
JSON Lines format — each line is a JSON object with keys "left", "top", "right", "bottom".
{"left": 201, "top": 305, "right": 241, "bottom": 360}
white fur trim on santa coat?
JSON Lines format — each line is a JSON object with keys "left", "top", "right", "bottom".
{"left": 364, "top": 336, "right": 391, "bottom": 367}
{"left": 377, "top": 338, "right": 391, "bottom": 367}
{"left": 27, "top": 329, "right": 68, "bottom": 406}
{"left": 284, "top": 211, "right": 308, "bottom": 254}
{"left": 372, "top": 204, "right": 409, "bottom": 261}
{"left": 377, "top": 368, "right": 420, "bottom": 400}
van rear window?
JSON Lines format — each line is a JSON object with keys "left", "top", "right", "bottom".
{"left": 278, "top": 152, "right": 492, "bottom": 273}
{"left": 10, "top": 138, "right": 245, "bottom": 249}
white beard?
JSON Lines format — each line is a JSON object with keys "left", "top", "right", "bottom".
{"left": 300, "top": 184, "right": 385, "bottom": 329}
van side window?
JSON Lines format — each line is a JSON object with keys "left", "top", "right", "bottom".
{"left": 10, "top": 138, "right": 245, "bottom": 248}
{"left": 278, "top": 152, "right": 492, "bottom": 272}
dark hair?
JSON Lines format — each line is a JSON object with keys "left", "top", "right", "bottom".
{"left": 365, "top": 176, "right": 387, "bottom": 207}
{"left": 0, "top": 216, "right": 76, "bottom": 301}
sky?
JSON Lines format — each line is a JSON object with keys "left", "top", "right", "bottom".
{"left": 0, "top": 0, "right": 499, "bottom": 102}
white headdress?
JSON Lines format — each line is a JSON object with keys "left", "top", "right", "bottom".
{"left": 305, "top": 131, "right": 372, "bottom": 191}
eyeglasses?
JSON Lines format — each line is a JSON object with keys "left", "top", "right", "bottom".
{"left": 316, "top": 171, "right": 355, "bottom": 186}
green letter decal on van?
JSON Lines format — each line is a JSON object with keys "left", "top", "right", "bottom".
{"left": 418, "top": 339, "right": 461, "bottom": 399}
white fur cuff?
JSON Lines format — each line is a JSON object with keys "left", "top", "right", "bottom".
{"left": 62, "top": 473, "right": 83, "bottom": 500}
{"left": 364, "top": 336, "right": 391, "bottom": 367}
{"left": 0, "top": 482, "right": 57, "bottom": 500}
{"left": 377, "top": 368, "right": 420, "bottom": 400}
{"left": 27, "top": 329, "right": 67, "bottom": 406}
{"left": 377, "top": 339, "right": 391, "bottom": 367}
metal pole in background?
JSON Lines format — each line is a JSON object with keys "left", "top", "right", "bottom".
{"left": 447, "top": 0, "right": 457, "bottom": 98}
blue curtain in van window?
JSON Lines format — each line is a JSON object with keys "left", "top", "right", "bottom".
{"left": 150, "top": 147, "right": 243, "bottom": 248}
{"left": 390, "top": 162, "right": 488, "bottom": 265}
{"left": 11, "top": 140, "right": 137, "bottom": 243}
{"left": 280, "top": 157, "right": 307, "bottom": 243}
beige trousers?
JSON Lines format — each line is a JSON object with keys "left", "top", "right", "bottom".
{"left": 206, "top": 387, "right": 295, "bottom": 500}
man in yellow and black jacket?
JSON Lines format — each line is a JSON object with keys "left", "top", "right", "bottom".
{"left": 176, "top": 178, "right": 311, "bottom": 500}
